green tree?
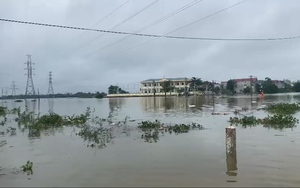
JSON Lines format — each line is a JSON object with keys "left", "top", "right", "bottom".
{"left": 293, "top": 81, "right": 300, "bottom": 92}
{"left": 161, "top": 81, "right": 173, "bottom": 97}
{"left": 95, "top": 92, "right": 106, "bottom": 99}
{"left": 262, "top": 77, "right": 278, "bottom": 94}
{"left": 190, "top": 77, "right": 203, "bottom": 91}
{"left": 108, "top": 85, "right": 128, "bottom": 94}
{"left": 283, "top": 82, "right": 293, "bottom": 92}
{"left": 255, "top": 83, "right": 262, "bottom": 93}
{"left": 226, "top": 79, "right": 235, "bottom": 94}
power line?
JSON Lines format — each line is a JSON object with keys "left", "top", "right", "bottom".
{"left": 102, "top": 0, "right": 258, "bottom": 57}
{"left": 74, "top": 0, "right": 160, "bottom": 51}
{"left": 2, "top": 0, "right": 300, "bottom": 45}
{"left": 2, "top": 16, "right": 299, "bottom": 42}
{"left": 77, "top": 0, "right": 130, "bottom": 37}
{"left": 84, "top": 0, "right": 203, "bottom": 57}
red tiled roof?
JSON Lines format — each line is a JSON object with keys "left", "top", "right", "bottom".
{"left": 233, "top": 78, "right": 257, "bottom": 82}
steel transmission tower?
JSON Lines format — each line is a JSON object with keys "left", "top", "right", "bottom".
{"left": 47, "top": 71, "right": 54, "bottom": 96}
{"left": 25, "top": 54, "right": 36, "bottom": 96}
{"left": 11, "top": 81, "right": 18, "bottom": 96}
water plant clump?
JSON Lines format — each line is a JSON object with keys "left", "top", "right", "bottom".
{"left": 264, "top": 102, "right": 300, "bottom": 115}
{"left": 138, "top": 119, "right": 161, "bottom": 130}
{"left": 262, "top": 114, "right": 299, "bottom": 129}
{"left": 138, "top": 120, "right": 204, "bottom": 143}
{"left": 228, "top": 115, "right": 298, "bottom": 130}
{"left": 21, "top": 161, "right": 33, "bottom": 175}
{"left": 34, "top": 113, "right": 64, "bottom": 129}
{"left": 63, "top": 107, "right": 92, "bottom": 126}
{"left": 0, "top": 106, "right": 7, "bottom": 116}
{"left": 229, "top": 116, "right": 259, "bottom": 126}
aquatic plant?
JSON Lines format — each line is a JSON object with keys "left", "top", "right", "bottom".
{"left": 170, "top": 124, "right": 190, "bottom": 133}
{"left": 63, "top": 107, "right": 91, "bottom": 126}
{"left": 0, "top": 106, "right": 7, "bottom": 116}
{"left": 10, "top": 107, "right": 21, "bottom": 116}
{"left": 264, "top": 102, "right": 300, "bottom": 115}
{"left": 34, "top": 113, "right": 64, "bottom": 129}
{"left": 229, "top": 116, "right": 259, "bottom": 126}
{"left": 77, "top": 125, "right": 113, "bottom": 148}
{"left": 261, "top": 114, "right": 299, "bottom": 129}
{"left": 21, "top": 161, "right": 33, "bottom": 175}
{"left": 142, "top": 129, "right": 159, "bottom": 143}
{"left": 17, "top": 111, "right": 35, "bottom": 127}
{"left": 228, "top": 115, "right": 298, "bottom": 129}
{"left": 138, "top": 119, "right": 162, "bottom": 130}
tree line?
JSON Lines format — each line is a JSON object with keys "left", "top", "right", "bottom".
{"left": 225, "top": 77, "right": 300, "bottom": 94}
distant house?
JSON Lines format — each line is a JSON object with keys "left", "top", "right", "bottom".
{"left": 140, "top": 77, "right": 191, "bottom": 94}
{"left": 272, "top": 80, "right": 285, "bottom": 89}
{"left": 221, "top": 77, "right": 258, "bottom": 94}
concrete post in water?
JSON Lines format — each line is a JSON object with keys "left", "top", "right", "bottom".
{"left": 226, "top": 126, "right": 237, "bottom": 176}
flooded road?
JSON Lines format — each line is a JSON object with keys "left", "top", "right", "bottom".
{"left": 1, "top": 94, "right": 300, "bottom": 187}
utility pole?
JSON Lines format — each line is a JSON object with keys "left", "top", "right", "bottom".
{"left": 47, "top": 71, "right": 54, "bottom": 97}
{"left": 212, "top": 80, "right": 215, "bottom": 111}
{"left": 185, "top": 77, "right": 188, "bottom": 97}
{"left": 25, "top": 54, "right": 36, "bottom": 96}
{"left": 250, "top": 75, "right": 252, "bottom": 97}
{"left": 11, "top": 81, "right": 18, "bottom": 96}
{"left": 152, "top": 80, "right": 156, "bottom": 98}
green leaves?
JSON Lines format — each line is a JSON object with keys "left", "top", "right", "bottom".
{"left": 21, "top": 161, "right": 33, "bottom": 175}
{"left": 265, "top": 103, "right": 300, "bottom": 115}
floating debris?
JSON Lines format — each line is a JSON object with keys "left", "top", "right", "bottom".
{"left": 21, "top": 161, "right": 33, "bottom": 175}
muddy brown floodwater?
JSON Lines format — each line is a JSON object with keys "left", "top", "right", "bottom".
{"left": 1, "top": 94, "right": 300, "bottom": 187}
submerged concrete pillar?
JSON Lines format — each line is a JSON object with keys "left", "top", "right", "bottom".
{"left": 226, "top": 126, "right": 237, "bottom": 176}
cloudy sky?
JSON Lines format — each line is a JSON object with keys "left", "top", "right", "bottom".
{"left": 0, "top": 0, "right": 299, "bottom": 94}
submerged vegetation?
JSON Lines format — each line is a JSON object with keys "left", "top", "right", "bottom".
{"left": 230, "top": 102, "right": 300, "bottom": 129}
{"left": 138, "top": 120, "right": 204, "bottom": 142}
{"left": 21, "top": 161, "right": 33, "bottom": 175}
{"left": 264, "top": 102, "right": 300, "bottom": 115}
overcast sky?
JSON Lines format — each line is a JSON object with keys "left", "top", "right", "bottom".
{"left": 0, "top": 0, "right": 299, "bottom": 94}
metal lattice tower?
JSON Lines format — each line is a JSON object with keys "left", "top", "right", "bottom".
{"left": 47, "top": 71, "right": 54, "bottom": 96}
{"left": 11, "top": 81, "right": 18, "bottom": 96}
{"left": 25, "top": 54, "right": 36, "bottom": 96}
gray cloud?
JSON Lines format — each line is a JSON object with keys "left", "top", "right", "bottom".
{"left": 0, "top": 0, "right": 300, "bottom": 94}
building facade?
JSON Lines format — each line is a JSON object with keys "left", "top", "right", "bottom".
{"left": 140, "top": 77, "right": 191, "bottom": 94}
{"left": 221, "top": 77, "right": 258, "bottom": 94}
{"left": 272, "top": 80, "right": 285, "bottom": 89}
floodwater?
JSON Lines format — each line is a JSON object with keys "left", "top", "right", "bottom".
{"left": 1, "top": 94, "right": 300, "bottom": 187}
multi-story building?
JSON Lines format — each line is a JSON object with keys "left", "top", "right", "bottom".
{"left": 221, "top": 77, "right": 258, "bottom": 94}
{"left": 140, "top": 77, "right": 191, "bottom": 94}
{"left": 272, "top": 80, "right": 285, "bottom": 89}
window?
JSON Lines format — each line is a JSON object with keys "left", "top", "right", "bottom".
{"left": 144, "top": 84, "right": 146, "bottom": 87}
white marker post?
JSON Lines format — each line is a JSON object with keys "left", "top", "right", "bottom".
{"left": 226, "top": 126, "right": 237, "bottom": 176}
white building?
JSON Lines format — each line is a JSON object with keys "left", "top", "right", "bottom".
{"left": 272, "top": 80, "right": 285, "bottom": 89}
{"left": 221, "top": 78, "right": 257, "bottom": 94}
{"left": 140, "top": 77, "right": 191, "bottom": 94}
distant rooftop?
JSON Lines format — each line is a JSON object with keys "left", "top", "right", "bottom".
{"left": 141, "top": 77, "right": 190, "bottom": 83}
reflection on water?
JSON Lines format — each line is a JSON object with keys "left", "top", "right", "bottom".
{"left": 140, "top": 96, "right": 208, "bottom": 113}
{"left": 48, "top": 99, "right": 54, "bottom": 113}
{"left": 1, "top": 94, "right": 300, "bottom": 186}
{"left": 108, "top": 98, "right": 125, "bottom": 111}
